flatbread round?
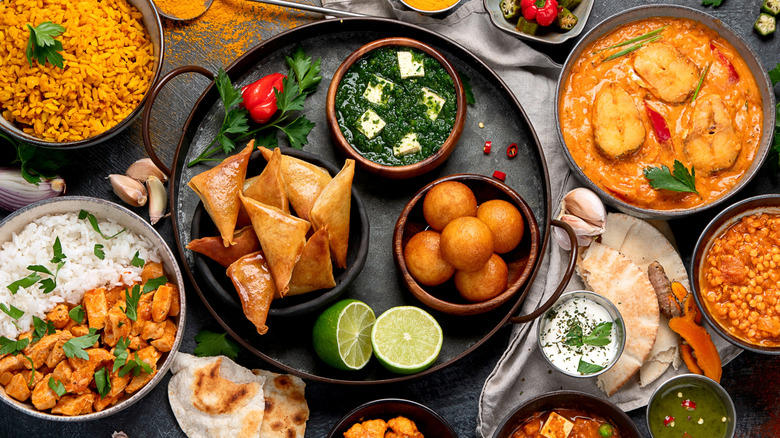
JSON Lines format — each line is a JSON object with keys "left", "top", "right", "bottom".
{"left": 252, "top": 369, "right": 309, "bottom": 437}
{"left": 578, "top": 241, "right": 660, "bottom": 396}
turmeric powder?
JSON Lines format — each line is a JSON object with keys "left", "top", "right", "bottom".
{"left": 154, "top": 0, "right": 207, "bottom": 19}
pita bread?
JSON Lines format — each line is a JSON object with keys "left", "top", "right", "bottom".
{"left": 188, "top": 142, "right": 253, "bottom": 247}
{"left": 598, "top": 213, "right": 685, "bottom": 385}
{"left": 252, "top": 369, "right": 308, "bottom": 437}
{"left": 168, "top": 353, "right": 266, "bottom": 438}
{"left": 244, "top": 147, "right": 289, "bottom": 213}
{"left": 578, "top": 241, "right": 660, "bottom": 396}
{"left": 227, "top": 251, "right": 276, "bottom": 335}
{"left": 259, "top": 146, "right": 331, "bottom": 221}
{"left": 309, "top": 159, "right": 354, "bottom": 269}
{"left": 286, "top": 227, "right": 336, "bottom": 297}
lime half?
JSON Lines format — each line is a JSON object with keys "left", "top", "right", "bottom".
{"left": 312, "top": 299, "right": 375, "bottom": 371}
{"left": 371, "top": 306, "right": 443, "bottom": 375}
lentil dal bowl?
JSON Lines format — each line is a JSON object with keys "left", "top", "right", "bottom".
{"left": 0, "top": 0, "right": 164, "bottom": 148}
{"left": 692, "top": 194, "right": 780, "bottom": 354}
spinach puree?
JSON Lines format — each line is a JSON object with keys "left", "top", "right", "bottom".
{"left": 648, "top": 380, "right": 731, "bottom": 438}
{"left": 335, "top": 47, "right": 457, "bottom": 166}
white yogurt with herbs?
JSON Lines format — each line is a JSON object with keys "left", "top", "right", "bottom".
{"left": 540, "top": 297, "right": 619, "bottom": 376}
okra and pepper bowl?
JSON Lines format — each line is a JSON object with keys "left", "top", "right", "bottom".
{"left": 0, "top": 196, "right": 186, "bottom": 421}
{"left": 555, "top": 5, "right": 775, "bottom": 219}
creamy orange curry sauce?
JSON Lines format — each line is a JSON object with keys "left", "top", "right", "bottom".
{"left": 559, "top": 17, "right": 763, "bottom": 210}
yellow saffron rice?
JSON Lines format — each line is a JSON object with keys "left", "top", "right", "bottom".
{"left": 0, "top": 0, "right": 155, "bottom": 142}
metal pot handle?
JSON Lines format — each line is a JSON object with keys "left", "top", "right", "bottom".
{"left": 509, "top": 219, "right": 577, "bottom": 324}
{"left": 142, "top": 65, "right": 215, "bottom": 176}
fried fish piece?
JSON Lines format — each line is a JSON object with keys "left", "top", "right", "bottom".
{"left": 684, "top": 95, "right": 740, "bottom": 175}
{"left": 633, "top": 42, "right": 700, "bottom": 103}
{"left": 592, "top": 83, "right": 646, "bottom": 160}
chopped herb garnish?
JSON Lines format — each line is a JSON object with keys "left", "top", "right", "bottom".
{"left": 0, "top": 303, "right": 24, "bottom": 320}
{"left": 32, "top": 316, "right": 55, "bottom": 343}
{"left": 0, "top": 336, "right": 30, "bottom": 355}
{"left": 701, "top": 0, "right": 724, "bottom": 7}
{"left": 583, "top": 322, "right": 614, "bottom": 346}
{"left": 112, "top": 337, "right": 131, "bottom": 373}
{"left": 594, "top": 27, "right": 667, "bottom": 53}
{"left": 193, "top": 330, "right": 240, "bottom": 360}
{"left": 603, "top": 35, "right": 662, "bottom": 62}
{"left": 578, "top": 358, "right": 606, "bottom": 375}
{"left": 62, "top": 328, "right": 100, "bottom": 360}
{"left": 23, "top": 355, "right": 35, "bottom": 387}
{"left": 123, "top": 285, "right": 141, "bottom": 321}
{"left": 78, "top": 210, "right": 126, "bottom": 239}
{"left": 130, "top": 251, "right": 144, "bottom": 268}
{"left": 25, "top": 21, "right": 65, "bottom": 69}
{"left": 564, "top": 324, "right": 584, "bottom": 347}
{"left": 7, "top": 273, "right": 41, "bottom": 294}
{"left": 94, "top": 367, "right": 111, "bottom": 398}
{"left": 142, "top": 276, "right": 167, "bottom": 294}
{"left": 69, "top": 305, "right": 85, "bottom": 324}
{"left": 644, "top": 160, "right": 698, "bottom": 194}
{"left": 50, "top": 237, "right": 66, "bottom": 263}
{"left": 118, "top": 353, "right": 152, "bottom": 378}
{"left": 691, "top": 63, "right": 711, "bottom": 103}
{"left": 48, "top": 377, "right": 66, "bottom": 397}
{"left": 94, "top": 244, "right": 105, "bottom": 260}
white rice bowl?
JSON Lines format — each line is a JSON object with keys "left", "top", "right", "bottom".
{"left": 0, "top": 212, "right": 161, "bottom": 339}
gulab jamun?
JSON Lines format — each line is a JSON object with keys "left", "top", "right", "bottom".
{"left": 477, "top": 199, "right": 524, "bottom": 254}
{"left": 440, "top": 216, "right": 494, "bottom": 272}
{"left": 423, "top": 181, "right": 478, "bottom": 231}
{"left": 404, "top": 230, "right": 455, "bottom": 286}
{"left": 454, "top": 254, "right": 508, "bottom": 302}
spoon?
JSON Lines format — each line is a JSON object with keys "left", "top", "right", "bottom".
{"left": 156, "top": 0, "right": 367, "bottom": 21}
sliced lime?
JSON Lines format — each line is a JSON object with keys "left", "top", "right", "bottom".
{"left": 312, "top": 299, "right": 375, "bottom": 371}
{"left": 371, "top": 306, "right": 443, "bottom": 375}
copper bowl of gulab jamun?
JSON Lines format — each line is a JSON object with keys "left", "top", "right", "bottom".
{"left": 392, "top": 174, "right": 541, "bottom": 316}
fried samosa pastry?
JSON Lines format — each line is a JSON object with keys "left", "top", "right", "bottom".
{"left": 244, "top": 147, "right": 289, "bottom": 213}
{"left": 188, "top": 142, "right": 253, "bottom": 247}
{"left": 240, "top": 194, "right": 310, "bottom": 295}
{"left": 227, "top": 252, "right": 276, "bottom": 335}
{"left": 309, "top": 159, "right": 354, "bottom": 269}
{"left": 259, "top": 146, "right": 331, "bottom": 221}
{"left": 286, "top": 227, "right": 337, "bottom": 297}
{"left": 187, "top": 226, "right": 260, "bottom": 268}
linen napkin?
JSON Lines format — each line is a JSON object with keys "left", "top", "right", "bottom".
{"left": 319, "top": 1, "right": 741, "bottom": 436}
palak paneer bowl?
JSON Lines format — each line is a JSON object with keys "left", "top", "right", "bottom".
{"left": 555, "top": 5, "right": 775, "bottom": 219}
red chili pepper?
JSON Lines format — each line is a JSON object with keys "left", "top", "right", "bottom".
{"left": 240, "top": 72, "right": 286, "bottom": 124}
{"left": 664, "top": 416, "right": 675, "bottom": 427}
{"left": 492, "top": 170, "right": 506, "bottom": 181}
{"left": 644, "top": 102, "right": 671, "bottom": 143}
{"left": 507, "top": 143, "right": 518, "bottom": 158}
{"left": 709, "top": 42, "right": 739, "bottom": 84}
{"left": 520, "top": 0, "right": 559, "bottom": 27}
{"left": 483, "top": 141, "right": 492, "bottom": 154}
{"left": 682, "top": 399, "right": 697, "bottom": 410}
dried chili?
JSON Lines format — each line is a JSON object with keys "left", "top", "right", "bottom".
{"left": 507, "top": 143, "right": 518, "bottom": 158}
{"left": 483, "top": 141, "right": 492, "bottom": 154}
{"left": 492, "top": 170, "right": 506, "bottom": 181}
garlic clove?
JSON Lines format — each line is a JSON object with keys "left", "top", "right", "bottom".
{"left": 125, "top": 158, "right": 167, "bottom": 183}
{"left": 554, "top": 214, "right": 603, "bottom": 250}
{"left": 109, "top": 174, "right": 147, "bottom": 207}
{"left": 146, "top": 175, "right": 167, "bottom": 225}
{"left": 561, "top": 187, "right": 606, "bottom": 228}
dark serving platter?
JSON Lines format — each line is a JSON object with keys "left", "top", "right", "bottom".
{"left": 145, "top": 17, "right": 554, "bottom": 384}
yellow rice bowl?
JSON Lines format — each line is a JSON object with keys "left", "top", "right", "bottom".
{"left": 0, "top": 0, "right": 155, "bottom": 142}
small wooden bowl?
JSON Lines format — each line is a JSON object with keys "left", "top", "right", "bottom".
{"left": 392, "top": 174, "right": 540, "bottom": 316}
{"left": 325, "top": 37, "right": 467, "bottom": 179}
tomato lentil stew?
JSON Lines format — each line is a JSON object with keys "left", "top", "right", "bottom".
{"left": 701, "top": 213, "right": 780, "bottom": 347}
{"left": 510, "top": 409, "right": 622, "bottom": 438}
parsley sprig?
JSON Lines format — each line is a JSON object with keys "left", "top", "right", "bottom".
{"left": 701, "top": 0, "right": 725, "bottom": 7}
{"left": 63, "top": 328, "right": 100, "bottom": 360}
{"left": 32, "top": 316, "right": 55, "bottom": 343}
{"left": 193, "top": 330, "right": 240, "bottom": 360}
{"left": 0, "top": 336, "right": 30, "bottom": 355}
{"left": 643, "top": 160, "right": 698, "bottom": 194}
{"left": 578, "top": 358, "right": 606, "bottom": 374}
{"left": 79, "top": 210, "right": 126, "bottom": 239}
{"left": 6, "top": 237, "right": 66, "bottom": 294}
{"left": 187, "top": 46, "right": 322, "bottom": 167}
{"left": 25, "top": 21, "right": 66, "bottom": 69}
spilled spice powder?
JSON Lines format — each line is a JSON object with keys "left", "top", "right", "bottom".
{"left": 154, "top": 0, "right": 207, "bottom": 19}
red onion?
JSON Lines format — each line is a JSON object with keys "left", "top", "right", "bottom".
{"left": 0, "top": 167, "right": 66, "bottom": 212}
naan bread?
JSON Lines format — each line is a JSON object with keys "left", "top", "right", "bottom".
{"left": 578, "top": 241, "right": 660, "bottom": 396}
{"left": 187, "top": 226, "right": 260, "bottom": 268}
{"left": 252, "top": 369, "right": 308, "bottom": 438}
{"left": 168, "top": 353, "right": 266, "bottom": 438}
{"left": 287, "top": 227, "right": 336, "bottom": 296}
{"left": 259, "top": 146, "right": 331, "bottom": 221}
{"left": 227, "top": 251, "right": 276, "bottom": 335}
{"left": 244, "top": 147, "right": 289, "bottom": 213}
{"left": 188, "top": 142, "right": 253, "bottom": 247}
{"left": 240, "top": 194, "right": 310, "bottom": 295}
{"left": 599, "top": 213, "right": 685, "bottom": 385}
{"left": 309, "top": 159, "right": 354, "bottom": 269}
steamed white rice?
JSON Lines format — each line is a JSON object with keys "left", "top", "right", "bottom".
{"left": 0, "top": 212, "right": 161, "bottom": 339}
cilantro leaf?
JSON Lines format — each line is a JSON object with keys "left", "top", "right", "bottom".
{"left": 7, "top": 273, "right": 41, "bottom": 294}
{"left": 194, "top": 330, "right": 240, "bottom": 360}
{"left": 274, "top": 76, "right": 305, "bottom": 114}
{"left": 215, "top": 68, "right": 243, "bottom": 111}
{"left": 583, "top": 322, "right": 613, "bottom": 346}
{"left": 27, "top": 264, "right": 54, "bottom": 276}
{"left": 78, "top": 210, "right": 127, "bottom": 239}
{"left": 701, "top": 0, "right": 724, "bottom": 6}
{"left": 62, "top": 329, "right": 100, "bottom": 360}
{"left": 25, "top": 22, "right": 66, "bottom": 69}
{"left": 32, "top": 316, "right": 55, "bottom": 343}
{"left": 119, "top": 353, "right": 152, "bottom": 378}
{"left": 123, "top": 285, "right": 141, "bottom": 321}
{"left": 769, "top": 63, "right": 780, "bottom": 87}
{"left": 130, "top": 251, "right": 144, "bottom": 268}
{"left": 94, "top": 367, "right": 111, "bottom": 398}
{"left": 142, "top": 276, "right": 167, "bottom": 294}
{"left": 23, "top": 355, "right": 35, "bottom": 387}
{"left": 643, "top": 160, "right": 698, "bottom": 194}
{"left": 69, "top": 305, "right": 85, "bottom": 324}
{"left": 279, "top": 116, "right": 315, "bottom": 150}
{"left": 94, "top": 244, "right": 105, "bottom": 260}
{"left": 577, "top": 359, "right": 606, "bottom": 375}
{"left": 0, "top": 303, "right": 24, "bottom": 320}
{"left": 0, "top": 336, "right": 30, "bottom": 355}
{"left": 50, "top": 237, "right": 66, "bottom": 263}
{"left": 460, "top": 72, "right": 475, "bottom": 105}
{"left": 48, "top": 377, "right": 66, "bottom": 397}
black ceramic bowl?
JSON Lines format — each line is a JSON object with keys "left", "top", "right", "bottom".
{"left": 492, "top": 391, "right": 642, "bottom": 438}
{"left": 326, "top": 398, "right": 457, "bottom": 438}
{"left": 190, "top": 148, "right": 370, "bottom": 317}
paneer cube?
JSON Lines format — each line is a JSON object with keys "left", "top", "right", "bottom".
{"left": 393, "top": 133, "right": 422, "bottom": 157}
{"left": 356, "top": 109, "right": 386, "bottom": 139}
{"left": 540, "top": 411, "right": 574, "bottom": 438}
{"left": 420, "top": 87, "right": 446, "bottom": 120}
{"left": 363, "top": 75, "right": 394, "bottom": 105}
{"left": 397, "top": 51, "right": 424, "bottom": 79}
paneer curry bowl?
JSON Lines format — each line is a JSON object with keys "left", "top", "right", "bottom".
{"left": 556, "top": 7, "right": 776, "bottom": 217}
{"left": 0, "top": 197, "right": 185, "bottom": 420}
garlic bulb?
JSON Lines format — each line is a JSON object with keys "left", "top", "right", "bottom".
{"left": 109, "top": 174, "right": 147, "bottom": 207}
{"left": 554, "top": 188, "right": 607, "bottom": 250}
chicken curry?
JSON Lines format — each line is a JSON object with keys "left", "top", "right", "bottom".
{"left": 559, "top": 17, "right": 763, "bottom": 210}
{"left": 0, "top": 262, "right": 179, "bottom": 415}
